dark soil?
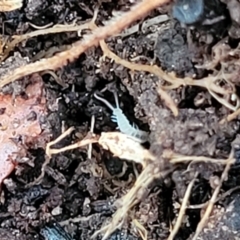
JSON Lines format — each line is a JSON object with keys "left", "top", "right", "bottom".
{"left": 1, "top": 0, "right": 240, "bottom": 239}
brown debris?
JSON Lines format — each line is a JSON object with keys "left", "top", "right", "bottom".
{"left": 0, "top": 73, "right": 46, "bottom": 185}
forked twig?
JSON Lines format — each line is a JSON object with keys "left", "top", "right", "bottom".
{"left": 46, "top": 127, "right": 75, "bottom": 157}
{"left": 26, "top": 127, "right": 77, "bottom": 187}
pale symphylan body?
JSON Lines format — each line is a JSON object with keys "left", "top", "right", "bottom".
{"left": 94, "top": 92, "right": 149, "bottom": 143}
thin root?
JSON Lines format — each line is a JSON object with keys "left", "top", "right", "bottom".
{"left": 0, "top": 0, "right": 171, "bottom": 88}
{"left": 132, "top": 219, "right": 148, "bottom": 240}
{"left": 46, "top": 129, "right": 98, "bottom": 158}
{"left": 219, "top": 107, "right": 240, "bottom": 124}
{"left": 168, "top": 172, "right": 198, "bottom": 240}
{"left": 164, "top": 150, "right": 235, "bottom": 165}
{"left": 191, "top": 152, "right": 235, "bottom": 240}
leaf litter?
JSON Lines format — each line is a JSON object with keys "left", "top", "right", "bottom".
{"left": 0, "top": 73, "right": 47, "bottom": 186}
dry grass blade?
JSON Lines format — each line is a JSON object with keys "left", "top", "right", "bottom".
{"left": 168, "top": 172, "right": 198, "bottom": 240}
{"left": 88, "top": 115, "right": 95, "bottom": 159}
{"left": 191, "top": 152, "right": 235, "bottom": 240}
{"left": 0, "top": 0, "right": 22, "bottom": 12}
{"left": 171, "top": 156, "right": 234, "bottom": 165}
{"left": 0, "top": 0, "right": 171, "bottom": 88}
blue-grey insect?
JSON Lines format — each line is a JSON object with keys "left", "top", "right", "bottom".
{"left": 172, "top": 0, "right": 204, "bottom": 24}
{"left": 94, "top": 92, "right": 149, "bottom": 143}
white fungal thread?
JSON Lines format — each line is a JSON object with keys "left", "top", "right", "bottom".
{"left": 94, "top": 92, "right": 149, "bottom": 143}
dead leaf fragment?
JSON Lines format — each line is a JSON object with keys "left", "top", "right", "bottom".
{"left": 99, "top": 132, "right": 154, "bottom": 168}
{"left": 0, "top": 0, "right": 22, "bottom": 12}
{"left": 0, "top": 73, "right": 46, "bottom": 185}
